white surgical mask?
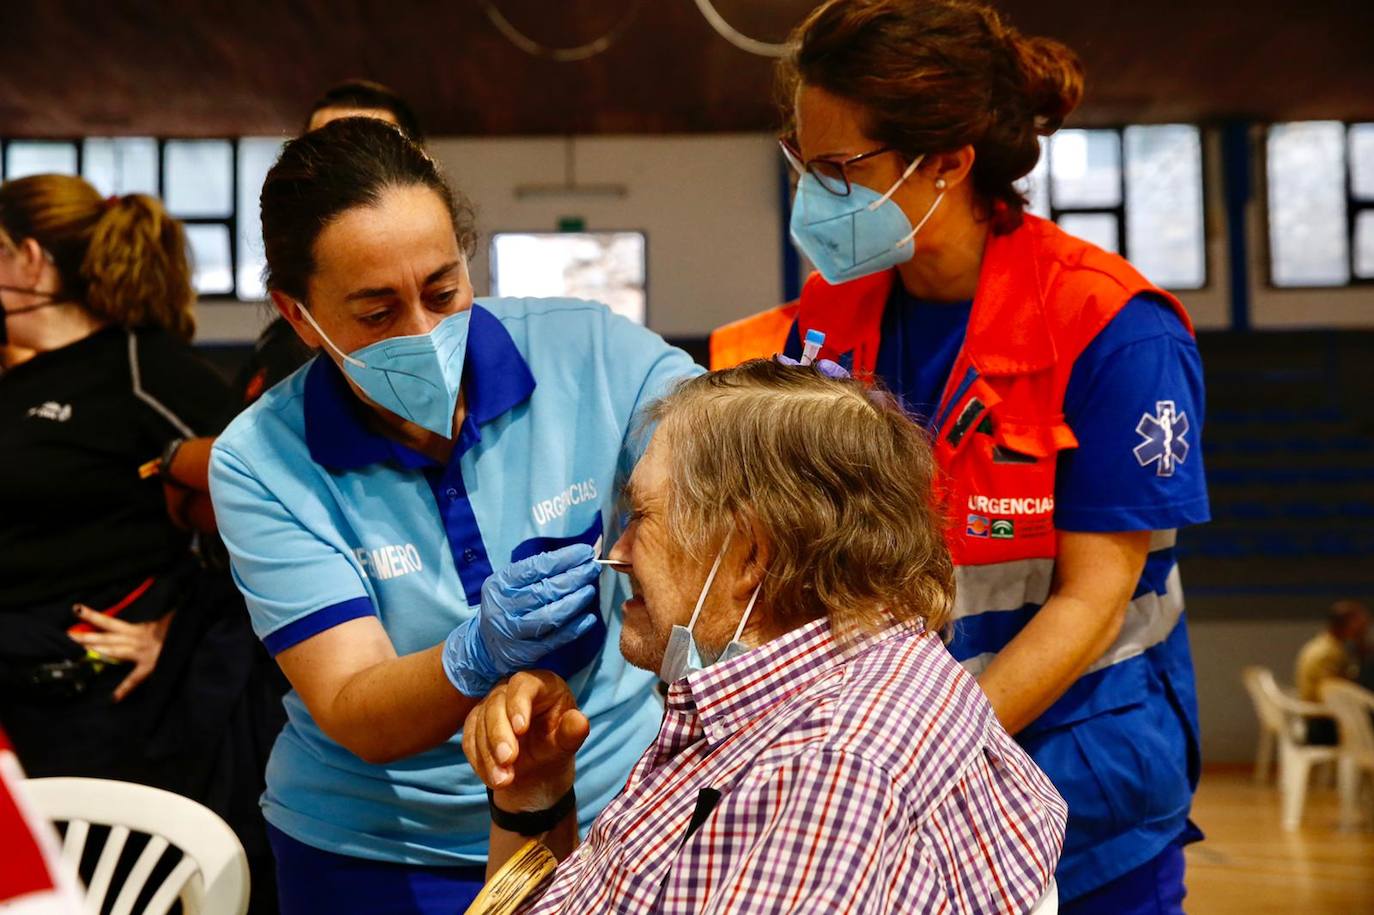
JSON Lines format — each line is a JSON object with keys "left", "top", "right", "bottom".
{"left": 659, "top": 531, "right": 764, "bottom": 684}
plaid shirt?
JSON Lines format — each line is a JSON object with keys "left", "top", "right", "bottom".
{"left": 523, "top": 619, "right": 1066, "bottom": 914}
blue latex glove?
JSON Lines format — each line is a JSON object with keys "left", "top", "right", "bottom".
{"left": 774, "top": 353, "right": 851, "bottom": 379}
{"left": 442, "top": 543, "right": 600, "bottom": 697}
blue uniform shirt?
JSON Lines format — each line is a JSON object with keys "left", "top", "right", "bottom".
{"left": 210, "top": 298, "right": 702, "bottom": 865}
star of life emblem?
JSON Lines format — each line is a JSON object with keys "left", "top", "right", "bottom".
{"left": 1134, "top": 400, "right": 1190, "bottom": 477}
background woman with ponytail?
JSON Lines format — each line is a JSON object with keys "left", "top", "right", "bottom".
{"left": 0, "top": 174, "right": 237, "bottom": 784}
{"left": 713, "top": 1, "right": 1210, "bottom": 911}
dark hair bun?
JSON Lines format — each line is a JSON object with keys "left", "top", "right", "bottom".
{"left": 1011, "top": 33, "right": 1085, "bottom": 135}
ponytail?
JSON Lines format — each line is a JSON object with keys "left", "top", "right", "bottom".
{"left": 0, "top": 175, "right": 196, "bottom": 341}
{"left": 84, "top": 194, "right": 196, "bottom": 341}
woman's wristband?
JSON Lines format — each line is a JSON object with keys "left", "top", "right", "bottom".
{"left": 487, "top": 786, "right": 576, "bottom": 837}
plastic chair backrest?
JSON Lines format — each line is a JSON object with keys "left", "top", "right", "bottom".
{"left": 1027, "top": 878, "right": 1058, "bottom": 914}
{"left": 1322, "top": 680, "right": 1374, "bottom": 758}
{"left": 19, "top": 777, "right": 249, "bottom": 915}
{"left": 1243, "top": 666, "right": 1290, "bottom": 735}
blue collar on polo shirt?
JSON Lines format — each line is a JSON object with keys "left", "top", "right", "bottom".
{"left": 304, "top": 304, "right": 536, "bottom": 471}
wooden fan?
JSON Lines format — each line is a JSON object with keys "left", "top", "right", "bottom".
{"left": 463, "top": 840, "right": 559, "bottom": 915}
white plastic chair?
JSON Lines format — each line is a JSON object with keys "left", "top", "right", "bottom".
{"left": 1242, "top": 666, "right": 1340, "bottom": 829}
{"left": 1321, "top": 680, "right": 1374, "bottom": 830}
{"left": 1027, "top": 878, "right": 1058, "bottom": 914}
{"left": 1241, "top": 666, "right": 1280, "bottom": 783}
{"left": 19, "top": 777, "right": 249, "bottom": 915}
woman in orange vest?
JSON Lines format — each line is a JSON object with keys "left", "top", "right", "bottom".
{"left": 713, "top": 2, "right": 1210, "bottom": 911}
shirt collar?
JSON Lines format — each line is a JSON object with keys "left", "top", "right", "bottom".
{"left": 659, "top": 618, "right": 850, "bottom": 745}
{"left": 304, "top": 304, "right": 536, "bottom": 471}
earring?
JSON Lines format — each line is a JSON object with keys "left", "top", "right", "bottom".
{"left": 935, "top": 178, "right": 947, "bottom": 190}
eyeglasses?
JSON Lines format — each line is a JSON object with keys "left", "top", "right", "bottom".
{"left": 779, "top": 136, "right": 901, "bottom": 197}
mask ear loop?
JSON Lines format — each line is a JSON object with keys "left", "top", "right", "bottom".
{"left": 730, "top": 580, "right": 763, "bottom": 644}
{"left": 685, "top": 530, "right": 733, "bottom": 635}
{"left": 895, "top": 184, "right": 947, "bottom": 248}
{"left": 866, "top": 153, "right": 926, "bottom": 212}
{"left": 294, "top": 299, "right": 367, "bottom": 368}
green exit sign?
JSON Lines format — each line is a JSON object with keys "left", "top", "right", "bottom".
{"left": 557, "top": 216, "right": 585, "bottom": 233}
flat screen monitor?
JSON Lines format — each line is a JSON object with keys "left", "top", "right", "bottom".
{"left": 489, "top": 231, "right": 646, "bottom": 325}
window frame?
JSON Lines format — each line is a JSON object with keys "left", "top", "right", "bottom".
{"left": 0, "top": 135, "right": 256, "bottom": 302}
{"left": 487, "top": 228, "right": 651, "bottom": 327}
{"left": 1263, "top": 120, "right": 1374, "bottom": 290}
{"left": 1037, "top": 124, "right": 1212, "bottom": 292}
{"left": 1, "top": 136, "right": 86, "bottom": 181}
{"left": 161, "top": 138, "right": 240, "bottom": 299}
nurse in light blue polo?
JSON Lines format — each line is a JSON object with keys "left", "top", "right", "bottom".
{"left": 207, "top": 118, "right": 701, "bottom": 914}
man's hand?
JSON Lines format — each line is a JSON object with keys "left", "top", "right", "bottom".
{"left": 462, "top": 670, "right": 589, "bottom": 813}
{"left": 68, "top": 606, "right": 174, "bottom": 702}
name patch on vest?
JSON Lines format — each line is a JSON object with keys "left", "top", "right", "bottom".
{"left": 967, "top": 495, "right": 1055, "bottom": 516}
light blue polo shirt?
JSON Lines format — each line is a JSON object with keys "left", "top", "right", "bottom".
{"left": 209, "top": 298, "right": 702, "bottom": 865}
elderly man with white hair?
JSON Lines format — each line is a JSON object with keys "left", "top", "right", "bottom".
{"left": 463, "top": 359, "right": 1066, "bottom": 914}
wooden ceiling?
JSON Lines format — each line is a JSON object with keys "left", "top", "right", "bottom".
{"left": 0, "top": 0, "right": 1371, "bottom": 138}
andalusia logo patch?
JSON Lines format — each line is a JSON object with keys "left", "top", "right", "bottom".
{"left": 990, "top": 519, "right": 1015, "bottom": 539}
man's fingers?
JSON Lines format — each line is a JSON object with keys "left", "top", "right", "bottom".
{"left": 555, "top": 709, "right": 590, "bottom": 754}
{"left": 469, "top": 702, "right": 512, "bottom": 788}
{"left": 507, "top": 670, "right": 574, "bottom": 726}
{"left": 483, "top": 690, "right": 520, "bottom": 769}
{"left": 504, "top": 674, "right": 538, "bottom": 736}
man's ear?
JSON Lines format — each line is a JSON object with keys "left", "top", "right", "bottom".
{"left": 731, "top": 513, "right": 772, "bottom": 603}
{"left": 272, "top": 290, "right": 323, "bottom": 349}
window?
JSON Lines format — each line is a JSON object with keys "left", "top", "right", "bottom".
{"left": 1020, "top": 125, "right": 1207, "bottom": 290}
{"left": 1267, "top": 121, "right": 1374, "bottom": 286}
{"left": 490, "top": 232, "right": 647, "bottom": 325}
{"left": 5, "top": 141, "right": 79, "bottom": 179}
{"left": 0, "top": 136, "right": 284, "bottom": 300}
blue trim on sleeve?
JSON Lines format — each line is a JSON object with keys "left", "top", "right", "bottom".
{"left": 262, "top": 596, "right": 376, "bottom": 655}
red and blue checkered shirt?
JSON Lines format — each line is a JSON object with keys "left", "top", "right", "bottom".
{"left": 524, "top": 618, "right": 1067, "bottom": 913}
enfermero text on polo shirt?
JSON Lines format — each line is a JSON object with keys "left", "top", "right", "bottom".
{"left": 532, "top": 479, "right": 599, "bottom": 526}
{"left": 354, "top": 544, "right": 423, "bottom": 580}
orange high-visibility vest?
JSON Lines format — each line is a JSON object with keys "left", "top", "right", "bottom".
{"left": 708, "top": 302, "right": 798, "bottom": 370}
{"left": 711, "top": 215, "right": 1204, "bottom": 900}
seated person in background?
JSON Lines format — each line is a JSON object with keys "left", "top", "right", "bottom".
{"left": 1296, "top": 600, "right": 1369, "bottom": 744}
{"left": 0, "top": 175, "right": 226, "bottom": 722}
{"left": 0, "top": 174, "right": 281, "bottom": 913}
{"left": 464, "top": 360, "right": 1067, "bottom": 914}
